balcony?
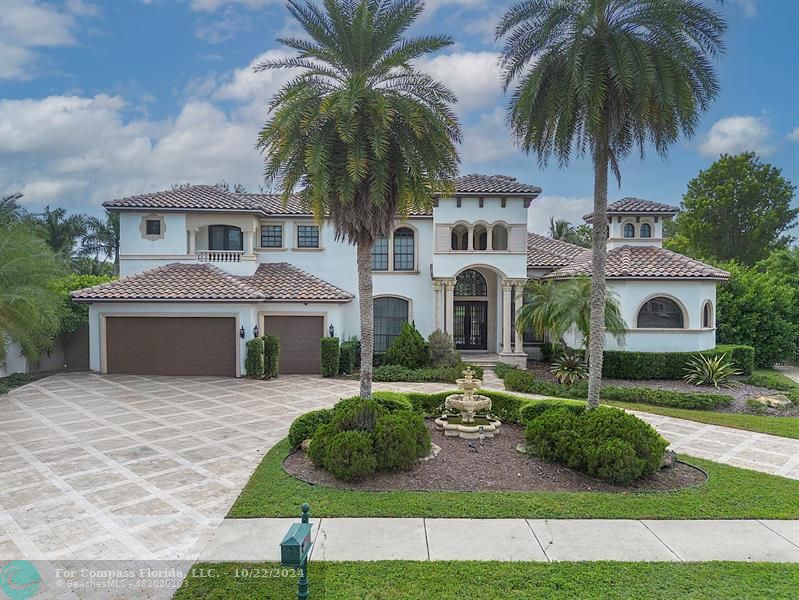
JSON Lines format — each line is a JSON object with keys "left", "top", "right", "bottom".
{"left": 197, "top": 250, "right": 243, "bottom": 263}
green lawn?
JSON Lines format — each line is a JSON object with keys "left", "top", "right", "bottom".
{"left": 173, "top": 561, "right": 799, "bottom": 600}
{"left": 606, "top": 401, "right": 799, "bottom": 439}
{"left": 229, "top": 438, "right": 799, "bottom": 519}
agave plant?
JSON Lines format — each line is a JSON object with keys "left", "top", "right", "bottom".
{"left": 682, "top": 353, "right": 742, "bottom": 389}
{"left": 550, "top": 350, "right": 588, "bottom": 385}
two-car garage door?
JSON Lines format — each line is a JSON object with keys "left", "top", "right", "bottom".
{"left": 105, "top": 315, "right": 324, "bottom": 376}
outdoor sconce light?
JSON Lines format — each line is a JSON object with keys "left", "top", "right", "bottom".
{"left": 239, "top": 326, "right": 245, "bottom": 339}
{"left": 280, "top": 503, "right": 313, "bottom": 599}
{"left": 328, "top": 324, "right": 335, "bottom": 337}
{"left": 253, "top": 324, "right": 260, "bottom": 338}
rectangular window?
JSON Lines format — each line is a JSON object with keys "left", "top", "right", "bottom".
{"left": 145, "top": 219, "right": 161, "bottom": 235}
{"left": 297, "top": 225, "right": 319, "bottom": 248}
{"left": 393, "top": 229, "right": 414, "bottom": 271}
{"left": 372, "top": 237, "right": 388, "bottom": 271}
{"left": 209, "top": 225, "right": 243, "bottom": 251}
{"left": 260, "top": 225, "right": 283, "bottom": 248}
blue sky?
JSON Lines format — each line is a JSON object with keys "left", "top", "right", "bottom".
{"left": 1, "top": 0, "right": 797, "bottom": 234}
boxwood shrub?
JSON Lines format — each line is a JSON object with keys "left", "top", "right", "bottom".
{"left": 746, "top": 369, "right": 799, "bottom": 393}
{"left": 602, "top": 345, "right": 755, "bottom": 380}
{"left": 263, "top": 335, "right": 280, "bottom": 379}
{"left": 288, "top": 408, "right": 334, "bottom": 448}
{"left": 244, "top": 337, "right": 264, "bottom": 379}
{"left": 321, "top": 337, "right": 340, "bottom": 377}
{"left": 372, "top": 391, "right": 414, "bottom": 412}
{"left": 525, "top": 406, "right": 668, "bottom": 485}
{"left": 325, "top": 430, "right": 377, "bottom": 482}
{"left": 339, "top": 340, "right": 358, "bottom": 375}
{"left": 373, "top": 412, "right": 421, "bottom": 471}
{"left": 373, "top": 363, "right": 484, "bottom": 383}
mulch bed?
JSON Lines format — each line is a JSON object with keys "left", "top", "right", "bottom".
{"left": 283, "top": 421, "right": 706, "bottom": 493}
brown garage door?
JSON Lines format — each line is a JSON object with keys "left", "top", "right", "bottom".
{"left": 106, "top": 316, "right": 236, "bottom": 377}
{"left": 263, "top": 316, "right": 323, "bottom": 374}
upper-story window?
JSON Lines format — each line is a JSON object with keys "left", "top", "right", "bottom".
{"left": 145, "top": 220, "right": 161, "bottom": 236}
{"left": 372, "top": 237, "right": 388, "bottom": 271}
{"left": 640, "top": 223, "right": 652, "bottom": 238}
{"left": 261, "top": 224, "right": 283, "bottom": 248}
{"left": 623, "top": 223, "right": 635, "bottom": 238}
{"left": 637, "top": 296, "right": 685, "bottom": 328}
{"left": 492, "top": 225, "right": 508, "bottom": 250}
{"left": 473, "top": 225, "right": 488, "bottom": 251}
{"left": 703, "top": 301, "right": 713, "bottom": 328}
{"left": 209, "top": 225, "right": 243, "bottom": 251}
{"left": 297, "top": 225, "right": 319, "bottom": 248}
{"left": 451, "top": 225, "right": 468, "bottom": 250}
{"left": 393, "top": 227, "right": 415, "bottom": 271}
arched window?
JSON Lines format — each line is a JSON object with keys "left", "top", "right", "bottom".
{"left": 492, "top": 225, "right": 508, "bottom": 250}
{"left": 637, "top": 297, "right": 685, "bottom": 328}
{"left": 455, "top": 269, "right": 487, "bottom": 296}
{"left": 209, "top": 225, "right": 243, "bottom": 250}
{"left": 640, "top": 223, "right": 652, "bottom": 238}
{"left": 473, "top": 225, "right": 487, "bottom": 250}
{"left": 703, "top": 301, "right": 713, "bottom": 328}
{"left": 623, "top": 223, "right": 635, "bottom": 238}
{"left": 393, "top": 227, "right": 414, "bottom": 270}
{"left": 372, "top": 237, "right": 388, "bottom": 271}
{"left": 451, "top": 225, "right": 468, "bottom": 250}
{"left": 374, "top": 297, "right": 409, "bottom": 352}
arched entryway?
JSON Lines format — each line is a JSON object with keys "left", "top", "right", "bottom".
{"left": 454, "top": 269, "right": 489, "bottom": 350}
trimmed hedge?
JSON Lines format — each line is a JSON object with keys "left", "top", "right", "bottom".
{"left": 263, "top": 335, "right": 280, "bottom": 379}
{"left": 747, "top": 369, "right": 799, "bottom": 392}
{"left": 502, "top": 368, "right": 733, "bottom": 410}
{"left": 321, "top": 337, "right": 340, "bottom": 377}
{"left": 339, "top": 340, "right": 357, "bottom": 375}
{"left": 372, "top": 391, "right": 414, "bottom": 412}
{"left": 373, "top": 363, "right": 484, "bottom": 383}
{"left": 244, "top": 337, "right": 264, "bottom": 379}
{"left": 493, "top": 362, "right": 519, "bottom": 379}
{"left": 602, "top": 345, "right": 755, "bottom": 380}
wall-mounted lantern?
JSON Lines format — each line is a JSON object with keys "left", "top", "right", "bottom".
{"left": 253, "top": 324, "right": 260, "bottom": 338}
{"left": 328, "top": 324, "right": 335, "bottom": 338}
{"left": 239, "top": 326, "right": 245, "bottom": 339}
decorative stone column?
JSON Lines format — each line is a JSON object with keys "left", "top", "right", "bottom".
{"left": 444, "top": 279, "right": 456, "bottom": 337}
{"left": 514, "top": 282, "right": 525, "bottom": 353}
{"left": 433, "top": 280, "right": 444, "bottom": 331}
{"left": 501, "top": 281, "right": 512, "bottom": 353}
{"left": 467, "top": 225, "right": 474, "bottom": 251}
{"left": 244, "top": 231, "right": 255, "bottom": 256}
{"left": 188, "top": 229, "right": 197, "bottom": 255}
{"left": 486, "top": 226, "right": 493, "bottom": 251}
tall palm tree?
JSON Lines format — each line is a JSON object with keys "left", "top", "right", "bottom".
{"left": 517, "top": 278, "right": 626, "bottom": 352}
{"left": 0, "top": 225, "right": 67, "bottom": 365}
{"left": 497, "top": 0, "right": 725, "bottom": 406}
{"left": 257, "top": 0, "right": 461, "bottom": 398}
{"left": 549, "top": 217, "right": 575, "bottom": 242}
{"left": 0, "top": 192, "right": 26, "bottom": 227}
{"left": 82, "top": 213, "right": 120, "bottom": 275}
{"left": 30, "top": 206, "right": 87, "bottom": 263}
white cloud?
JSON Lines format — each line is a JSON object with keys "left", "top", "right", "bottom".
{"left": 0, "top": 0, "right": 96, "bottom": 80}
{"left": 190, "top": 0, "right": 280, "bottom": 12}
{"left": 416, "top": 51, "right": 501, "bottom": 113}
{"left": 697, "top": 115, "right": 774, "bottom": 157}
{"left": 788, "top": 127, "right": 799, "bottom": 142}
{"left": 195, "top": 6, "right": 253, "bottom": 43}
{"left": 460, "top": 107, "right": 517, "bottom": 164}
{"left": 527, "top": 196, "right": 593, "bottom": 234}
{"left": 730, "top": 0, "right": 758, "bottom": 18}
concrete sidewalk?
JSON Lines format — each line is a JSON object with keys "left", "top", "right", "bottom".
{"left": 200, "top": 518, "right": 799, "bottom": 563}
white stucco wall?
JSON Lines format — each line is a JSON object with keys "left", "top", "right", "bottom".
{"left": 1, "top": 340, "right": 29, "bottom": 377}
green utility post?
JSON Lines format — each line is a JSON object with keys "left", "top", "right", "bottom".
{"left": 280, "top": 502, "right": 313, "bottom": 600}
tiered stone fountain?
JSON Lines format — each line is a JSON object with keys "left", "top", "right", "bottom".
{"left": 434, "top": 367, "right": 501, "bottom": 439}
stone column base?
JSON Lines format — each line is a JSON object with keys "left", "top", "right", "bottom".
{"left": 498, "top": 352, "right": 528, "bottom": 368}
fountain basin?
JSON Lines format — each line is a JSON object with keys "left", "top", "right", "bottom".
{"left": 434, "top": 414, "right": 501, "bottom": 439}
{"left": 445, "top": 392, "right": 491, "bottom": 422}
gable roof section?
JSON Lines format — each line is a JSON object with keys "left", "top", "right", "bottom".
{"left": 450, "top": 174, "right": 541, "bottom": 195}
{"left": 243, "top": 262, "right": 354, "bottom": 301}
{"left": 526, "top": 232, "right": 585, "bottom": 268}
{"left": 71, "top": 262, "right": 354, "bottom": 303}
{"left": 583, "top": 198, "right": 679, "bottom": 222}
{"left": 103, "top": 185, "right": 263, "bottom": 213}
{"left": 546, "top": 245, "right": 730, "bottom": 280}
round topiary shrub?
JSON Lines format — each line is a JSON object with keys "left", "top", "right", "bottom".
{"left": 372, "top": 391, "right": 414, "bottom": 412}
{"left": 325, "top": 430, "right": 377, "bottom": 482}
{"left": 585, "top": 439, "right": 643, "bottom": 486}
{"left": 307, "top": 423, "right": 336, "bottom": 467}
{"left": 288, "top": 409, "right": 334, "bottom": 448}
{"left": 332, "top": 397, "right": 385, "bottom": 432}
{"left": 404, "top": 411, "right": 432, "bottom": 458}
{"left": 373, "top": 413, "right": 418, "bottom": 471}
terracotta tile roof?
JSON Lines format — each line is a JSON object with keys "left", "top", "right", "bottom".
{"left": 526, "top": 232, "right": 586, "bottom": 268}
{"left": 235, "top": 193, "right": 308, "bottom": 215}
{"left": 243, "top": 263, "right": 354, "bottom": 302}
{"left": 103, "top": 185, "right": 262, "bottom": 212}
{"left": 71, "top": 262, "right": 355, "bottom": 302}
{"left": 546, "top": 245, "right": 730, "bottom": 280}
{"left": 584, "top": 198, "right": 679, "bottom": 222}
{"left": 450, "top": 174, "right": 541, "bottom": 195}
{"left": 70, "top": 263, "right": 265, "bottom": 302}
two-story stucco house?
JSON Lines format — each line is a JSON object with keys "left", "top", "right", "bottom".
{"left": 71, "top": 174, "right": 729, "bottom": 377}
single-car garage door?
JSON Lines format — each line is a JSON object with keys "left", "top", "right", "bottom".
{"left": 106, "top": 316, "right": 237, "bottom": 377}
{"left": 263, "top": 315, "right": 323, "bottom": 374}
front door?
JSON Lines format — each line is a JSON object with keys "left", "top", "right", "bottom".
{"left": 454, "top": 301, "right": 487, "bottom": 350}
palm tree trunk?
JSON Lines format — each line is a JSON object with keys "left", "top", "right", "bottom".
{"left": 587, "top": 149, "right": 609, "bottom": 408}
{"left": 356, "top": 239, "right": 374, "bottom": 399}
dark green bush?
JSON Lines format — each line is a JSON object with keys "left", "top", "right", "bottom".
{"left": 244, "top": 337, "right": 264, "bottom": 378}
{"left": 263, "top": 335, "right": 280, "bottom": 378}
{"left": 503, "top": 369, "right": 586, "bottom": 398}
{"left": 0, "top": 372, "right": 47, "bottom": 395}
{"left": 428, "top": 329, "right": 460, "bottom": 368}
{"left": 384, "top": 322, "right": 429, "bottom": 368}
{"left": 325, "top": 430, "right": 377, "bottom": 482}
{"left": 288, "top": 408, "right": 334, "bottom": 448}
{"left": 525, "top": 406, "right": 668, "bottom": 485}
{"left": 602, "top": 345, "right": 755, "bottom": 379}
{"left": 321, "top": 337, "right": 340, "bottom": 377}
{"left": 373, "top": 413, "right": 419, "bottom": 471}
{"left": 406, "top": 411, "right": 432, "bottom": 457}
{"left": 373, "top": 363, "right": 483, "bottom": 383}
{"left": 307, "top": 423, "right": 336, "bottom": 467}
{"left": 372, "top": 391, "right": 414, "bottom": 412}
{"left": 332, "top": 397, "right": 385, "bottom": 432}
{"left": 519, "top": 400, "right": 587, "bottom": 423}
{"left": 339, "top": 340, "right": 358, "bottom": 374}
{"left": 746, "top": 369, "right": 798, "bottom": 392}
{"left": 493, "top": 362, "right": 518, "bottom": 379}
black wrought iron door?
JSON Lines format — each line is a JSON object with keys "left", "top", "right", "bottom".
{"left": 454, "top": 301, "right": 487, "bottom": 350}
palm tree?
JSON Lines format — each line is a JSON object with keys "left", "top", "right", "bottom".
{"left": 0, "top": 192, "right": 26, "bottom": 226}
{"left": 257, "top": 0, "right": 461, "bottom": 398}
{"left": 29, "top": 206, "right": 87, "bottom": 263}
{"left": 0, "top": 225, "right": 67, "bottom": 365}
{"left": 549, "top": 217, "right": 575, "bottom": 241}
{"left": 82, "top": 213, "right": 120, "bottom": 275}
{"left": 497, "top": 0, "right": 725, "bottom": 406}
{"left": 516, "top": 278, "right": 626, "bottom": 350}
